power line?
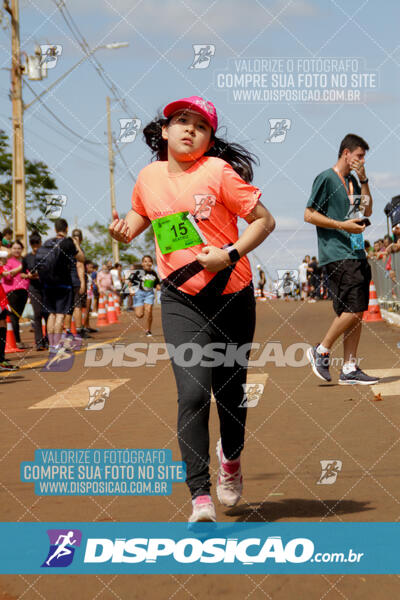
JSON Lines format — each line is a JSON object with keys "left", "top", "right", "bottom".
{"left": 30, "top": 111, "right": 107, "bottom": 162}
{"left": 23, "top": 122, "right": 106, "bottom": 168}
{"left": 52, "top": 0, "right": 134, "bottom": 114}
{"left": 113, "top": 139, "right": 136, "bottom": 183}
{"left": 23, "top": 78, "right": 105, "bottom": 146}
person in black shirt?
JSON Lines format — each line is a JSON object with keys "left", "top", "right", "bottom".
{"left": 308, "top": 256, "right": 321, "bottom": 301}
{"left": 64, "top": 229, "right": 87, "bottom": 338}
{"left": 42, "top": 219, "right": 84, "bottom": 352}
{"left": 21, "top": 232, "right": 49, "bottom": 350}
{"left": 129, "top": 255, "right": 160, "bottom": 336}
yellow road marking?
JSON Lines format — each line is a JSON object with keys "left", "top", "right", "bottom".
{"left": 367, "top": 369, "right": 400, "bottom": 397}
{"left": 29, "top": 378, "right": 129, "bottom": 409}
{"left": 211, "top": 373, "right": 269, "bottom": 403}
{"left": 0, "top": 337, "right": 121, "bottom": 375}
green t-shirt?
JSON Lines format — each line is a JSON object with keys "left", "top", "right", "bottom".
{"left": 306, "top": 168, "right": 365, "bottom": 266}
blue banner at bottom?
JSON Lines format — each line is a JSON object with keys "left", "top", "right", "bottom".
{"left": 0, "top": 522, "right": 396, "bottom": 574}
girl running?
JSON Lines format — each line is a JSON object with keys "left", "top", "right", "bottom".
{"left": 129, "top": 255, "right": 160, "bottom": 337}
{"left": 109, "top": 96, "right": 275, "bottom": 522}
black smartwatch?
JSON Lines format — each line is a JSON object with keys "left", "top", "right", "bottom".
{"left": 360, "top": 178, "right": 369, "bottom": 184}
{"left": 227, "top": 246, "right": 240, "bottom": 265}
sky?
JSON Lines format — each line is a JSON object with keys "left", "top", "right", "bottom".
{"left": 0, "top": 0, "right": 399, "bottom": 279}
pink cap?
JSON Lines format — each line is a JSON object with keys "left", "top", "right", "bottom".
{"left": 163, "top": 96, "right": 218, "bottom": 132}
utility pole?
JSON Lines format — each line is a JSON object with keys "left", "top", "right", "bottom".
{"left": 5, "top": 0, "right": 27, "bottom": 248}
{"left": 106, "top": 96, "right": 119, "bottom": 263}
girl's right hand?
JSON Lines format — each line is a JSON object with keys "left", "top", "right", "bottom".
{"left": 109, "top": 210, "right": 132, "bottom": 243}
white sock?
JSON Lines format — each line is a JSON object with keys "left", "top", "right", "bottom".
{"left": 342, "top": 362, "right": 357, "bottom": 374}
{"left": 317, "top": 344, "right": 330, "bottom": 354}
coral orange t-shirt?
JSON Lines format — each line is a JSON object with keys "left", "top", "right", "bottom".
{"left": 131, "top": 156, "right": 262, "bottom": 295}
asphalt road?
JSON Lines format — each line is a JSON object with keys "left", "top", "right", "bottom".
{"left": 0, "top": 298, "right": 399, "bottom": 599}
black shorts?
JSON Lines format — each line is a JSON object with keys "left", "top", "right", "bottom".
{"left": 0, "top": 309, "right": 8, "bottom": 320}
{"left": 325, "top": 259, "right": 371, "bottom": 316}
{"left": 43, "top": 286, "right": 73, "bottom": 315}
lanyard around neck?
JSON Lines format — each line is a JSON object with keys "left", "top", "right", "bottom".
{"left": 333, "top": 166, "right": 354, "bottom": 197}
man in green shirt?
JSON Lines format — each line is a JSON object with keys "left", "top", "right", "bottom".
{"left": 304, "top": 133, "right": 379, "bottom": 385}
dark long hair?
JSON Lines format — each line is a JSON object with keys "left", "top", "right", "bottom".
{"left": 142, "top": 113, "right": 259, "bottom": 183}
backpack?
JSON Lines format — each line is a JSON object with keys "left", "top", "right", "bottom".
{"left": 34, "top": 237, "right": 64, "bottom": 285}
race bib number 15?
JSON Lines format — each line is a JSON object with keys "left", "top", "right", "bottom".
{"left": 152, "top": 211, "right": 207, "bottom": 254}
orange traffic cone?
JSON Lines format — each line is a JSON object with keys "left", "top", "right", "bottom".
{"left": 363, "top": 281, "right": 383, "bottom": 322}
{"left": 71, "top": 315, "right": 78, "bottom": 335}
{"left": 5, "top": 316, "right": 24, "bottom": 353}
{"left": 107, "top": 293, "right": 118, "bottom": 324}
{"left": 41, "top": 318, "right": 46, "bottom": 338}
{"left": 96, "top": 293, "right": 109, "bottom": 327}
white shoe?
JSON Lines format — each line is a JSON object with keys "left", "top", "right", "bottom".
{"left": 216, "top": 439, "right": 243, "bottom": 507}
{"left": 188, "top": 495, "right": 216, "bottom": 522}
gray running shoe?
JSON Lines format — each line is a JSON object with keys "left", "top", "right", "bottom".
{"left": 339, "top": 367, "right": 380, "bottom": 385}
{"left": 307, "top": 344, "right": 331, "bottom": 382}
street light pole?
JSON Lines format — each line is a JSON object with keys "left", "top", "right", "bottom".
{"left": 2, "top": 11, "right": 128, "bottom": 246}
{"left": 5, "top": 0, "right": 27, "bottom": 248}
{"left": 24, "top": 42, "right": 129, "bottom": 111}
{"left": 106, "top": 96, "right": 119, "bottom": 263}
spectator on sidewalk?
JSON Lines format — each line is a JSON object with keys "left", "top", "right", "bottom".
{"left": 364, "top": 240, "right": 373, "bottom": 257}
{"left": 36, "top": 218, "right": 84, "bottom": 355}
{"left": 96, "top": 263, "right": 114, "bottom": 299}
{"left": 110, "top": 262, "right": 123, "bottom": 300}
{"left": 21, "top": 232, "right": 49, "bottom": 351}
{"left": 91, "top": 263, "right": 99, "bottom": 315}
{"left": 0, "top": 250, "right": 19, "bottom": 370}
{"left": 83, "top": 260, "right": 97, "bottom": 333}
{"left": 298, "top": 257, "right": 310, "bottom": 301}
{"left": 123, "top": 264, "right": 137, "bottom": 311}
{"left": 308, "top": 256, "right": 320, "bottom": 301}
{"left": 2, "top": 240, "right": 30, "bottom": 349}
{"left": 257, "top": 265, "right": 266, "bottom": 298}
{"left": 64, "top": 229, "right": 87, "bottom": 338}
{"left": 385, "top": 224, "right": 400, "bottom": 254}
{"left": 1, "top": 227, "right": 13, "bottom": 256}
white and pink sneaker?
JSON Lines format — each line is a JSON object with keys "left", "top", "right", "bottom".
{"left": 216, "top": 439, "right": 243, "bottom": 507}
{"left": 188, "top": 495, "right": 216, "bottom": 523}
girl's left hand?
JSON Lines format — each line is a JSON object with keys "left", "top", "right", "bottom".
{"left": 196, "top": 246, "right": 231, "bottom": 273}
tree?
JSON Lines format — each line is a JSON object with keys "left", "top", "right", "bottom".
{"left": 81, "top": 220, "right": 155, "bottom": 265}
{"left": 0, "top": 129, "right": 58, "bottom": 234}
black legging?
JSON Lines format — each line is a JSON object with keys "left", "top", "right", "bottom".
{"left": 29, "top": 287, "right": 49, "bottom": 347}
{"left": 7, "top": 289, "right": 28, "bottom": 343}
{"left": 161, "top": 283, "right": 256, "bottom": 499}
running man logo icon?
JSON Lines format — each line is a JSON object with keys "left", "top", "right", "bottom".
{"left": 44, "top": 194, "right": 67, "bottom": 218}
{"left": 193, "top": 194, "right": 216, "bottom": 221}
{"left": 118, "top": 118, "right": 141, "bottom": 143}
{"left": 346, "top": 195, "right": 370, "bottom": 220}
{"left": 317, "top": 460, "right": 343, "bottom": 485}
{"left": 39, "top": 45, "right": 62, "bottom": 69}
{"left": 239, "top": 383, "right": 265, "bottom": 408}
{"left": 41, "top": 529, "right": 82, "bottom": 568}
{"left": 276, "top": 269, "right": 299, "bottom": 293}
{"left": 189, "top": 45, "right": 216, "bottom": 69}
{"left": 266, "top": 118, "right": 291, "bottom": 143}
{"left": 42, "top": 335, "right": 82, "bottom": 372}
{"left": 86, "top": 386, "right": 110, "bottom": 410}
